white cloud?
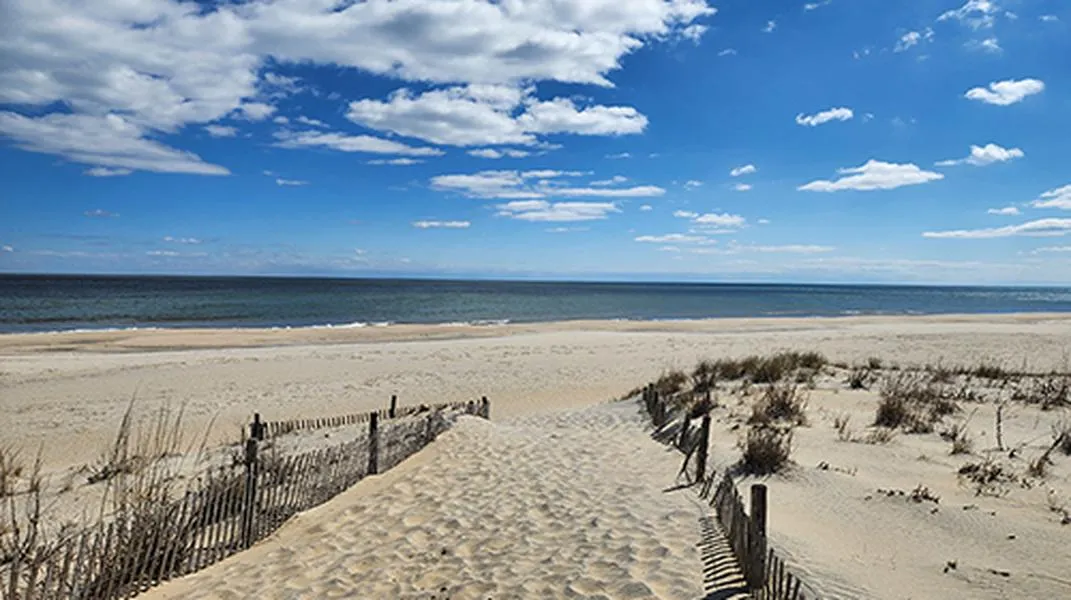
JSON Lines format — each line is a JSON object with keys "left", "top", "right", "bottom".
{"left": 431, "top": 169, "right": 663, "bottom": 200}
{"left": 273, "top": 130, "right": 443, "bottom": 156}
{"left": 546, "top": 226, "right": 590, "bottom": 233}
{"left": 804, "top": 1, "right": 832, "bottom": 11}
{"left": 895, "top": 28, "right": 934, "bottom": 52}
{"left": 0, "top": 0, "right": 711, "bottom": 175}
{"left": 684, "top": 180, "right": 703, "bottom": 189}
{"left": 938, "top": 0, "right": 1001, "bottom": 29}
{"left": 276, "top": 178, "right": 308, "bottom": 186}
{"left": 84, "top": 209, "right": 118, "bottom": 218}
{"left": 1040, "top": 15, "right": 1059, "bottom": 23}
{"left": 368, "top": 158, "right": 424, "bottom": 166}
{"left": 734, "top": 183, "right": 753, "bottom": 192}
{"left": 295, "top": 116, "right": 328, "bottom": 128}
{"left": 796, "top": 107, "right": 854, "bottom": 127}
{"left": 468, "top": 148, "right": 531, "bottom": 159}
{"left": 147, "top": 250, "right": 181, "bottom": 257}
{"left": 965, "top": 78, "right": 1045, "bottom": 105}
{"left": 694, "top": 212, "right": 746, "bottom": 227}
{"left": 923, "top": 218, "right": 1071, "bottom": 239}
{"left": 1031, "top": 185, "right": 1071, "bottom": 210}
{"left": 635, "top": 233, "right": 713, "bottom": 244}
{"left": 730, "top": 164, "right": 757, "bottom": 177}
{"left": 763, "top": 20, "right": 777, "bottom": 33}
{"left": 987, "top": 206, "right": 1020, "bottom": 216}
{"left": 85, "top": 167, "right": 132, "bottom": 177}
{"left": 971, "top": 37, "right": 1002, "bottom": 53}
{"left": 346, "top": 85, "right": 646, "bottom": 147}
{"left": 605, "top": 152, "right": 632, "bottom": 159}
{"left": 412, "top": 220, "right": 471, "bottom": 229}
{"left": 1, "top": 245, "right": 12, "bottom": 253}
{"left": 935, "top": 143, "right": 1024, "bottom": 167}
{"left": 1032, "top": 246, "right": 1071, "bottom": 254}
{"left": 718, "top": 49, "right": 737, "bottom": 57}
{"left": 235, "top": 102, "right": 276, "bottom": 121}
{"left": 679, "top": 24, "right": 708, "bottom": 43}
{"left": 0, "top": 113, "right": 229, "bottom": 175}
{"left": 497, "top": 200, "right": 620, "bottom": 222}
{"left": 163, "top": 236, "right": 202, "bottom": 244}
{"left": 735, "top": 244, "right": 834, "bottom": 254}
{"left": 273, "top": 116, "right": 289, "bottom": 125}
{"left": 673, "top": 210, "right": 698, "bottom": 218}
{"left": 591, "top": 175, "right": 628, "bottom": 186}
{"left": 204, "top": 125, "right": 239, "bottom": 138}
{"left": 757, "top": 219, "right": 771, "bottom": 224}
{"left": 799, "top": 160, "right": 943, "bottom": 192}
{"left": 639, "top": 204, "right": 653, "bottom": 211}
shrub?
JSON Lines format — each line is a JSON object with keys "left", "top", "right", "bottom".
{"left": 833, "top": 414, "right": 852, "bottom": 442}
{"left": 848, "top": 367, "right": 870, "bottom": 390}
{"left": 959, "top": 458, "right": 1016, "bottom": 497}
{"left": 875, "top": 373, "right": 959, "bottom": 433}
{"left": 691, "top": 360, "right": 718, "bottom": 395}
{"left": 740, "top": 426, "right": 793, "bottom": 475}
{"left": 1013, "top": 375, "right": 1071, "bottom": 410}
{"left": 867, "top": 357, "right": 883, "bottom": 370}
{"left": 749, "top": 381, "right": 808, "bottom": 426}
{"left": 653, "top": 370, "right": 688, "bottom": 398}
{"left": 862, "top": 427, "right": 896, "bottom": 445}
{"left": 972, "top": 362, "right": 1011, "bottom": 381}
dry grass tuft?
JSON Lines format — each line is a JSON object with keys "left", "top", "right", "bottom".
{"left": 1012, "top": 375, "right": 1071, "bottom": 410}
{"left": 847, "top": 367, "right": 871, "bottom": 390}
{"left": 653, "top": 370, "right": 689, "bottom": 399}
{"left": 739, "top": 426, "right": 793, "bottom": 475}
{"left": 874, "top": 372, "right": 959, "bottom": 433}
{"left": 749, "top": 381, "right": 808, "bottom": 426}
{"left": 958, "top": 457, "right": 1017, "bottom": 497}
{"left": 833, "top": 413, "right": 852, "bottom": 442}
{"left": 0, "top": 445, "right": 24, "bottom": 498}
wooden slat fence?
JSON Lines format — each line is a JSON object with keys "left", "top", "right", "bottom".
{"left": 1, "top": 397, "right": 490, "bottom": 600}
{"left": 640, "top": 383, "right": 814, "bottom": 599}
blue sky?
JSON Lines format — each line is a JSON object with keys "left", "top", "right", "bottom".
{"left": 1, "top": 0, "right": 1069, "bottom": 284}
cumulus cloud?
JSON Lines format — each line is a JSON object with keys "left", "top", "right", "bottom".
{"left": 795, "top": 107, "right": 854, "bottom": 127}
{"left": 1, "top": 245, "right": 13, "bottom": 253}
{"left": 733, "top": 183, "right": 752, "bottom": 192}
{"left": 639, "top": 205, "right": 654, "bottom": 211}
{"left": 965, "top": 78, "right": 1045, "bottom": 105}
{"left": 1040, "top": 15, "right": 1059, "bottom": 23}
{"left": 591, "top": 175, "right": 628, "bottom": 186}
{"left": 295, "top": 116, "right": 327, "bottom": 128}
{"left": 276, "top": 178, "right": 308, "bottom": 186}
{"left": 684, "top": 180, "right": 703, "bottom": 189}
{"left": 347, "top": 86, "right": 647, "bottom": 147}
{"left": 412, "top": 220, "right": 471, "bottom": 229}
{"left": 763, "top": 20, "right": 777, "bottom": 33}
{"left": 799, "top": 160, "right": 943, "bottom": 192}
{"left": 938, "top": 0, "right": 1001, "bottom": 29}
{"left": 694, "top": 212, "right": 746, "bottom": 228}
{"left": 730, "top": 164, "right": 757, "bottom": 177}
{"left": 0, "top": 113, "right": 229, "bottom": 175}
{"left": 635, "top": 233, "right": 714, "bottom": 244}
{"left": 895, "top": 28, "right": 934, "bottom": 52}
{"left": 935, "top": 143, "right": 1024, "bottom": 167}
{"left": 971, "top": 38, "right": 1002, "bottom": 53}
{"left": 987, "top": 206, "right": 1020, "bottom": 215}
{"left": 0, "top": 0, "right": 712, "bottom": 174}
{"left": 368, "top": 158, "right": 424, "bottom": 166}
{"left": 923, "top": 218, "right": 1071, "bottom": 239}
{"left": 673, "top": 210, "right": 698, "bottom": 219}
{"left": 468, "top": 148, "right": 531, "bottom": 159}
{"left": 273, "top": 130, "right": 443, "bottom": 156}
{"left": 496, "top": 200, "right": 620, "bottom": 222}
{"left": 431, "top": 170, "right": 663, "bottom": 200}
{"left": 1031, "top": 185, "right": 1071, "bottom": 210}
{"left": 204, "top": 125, "right": 239, "bottom": 138}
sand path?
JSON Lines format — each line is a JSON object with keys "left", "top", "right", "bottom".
{"left": 145, "top": 401, "right": 716, "bottom": 599}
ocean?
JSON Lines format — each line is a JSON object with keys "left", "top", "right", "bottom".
{"left": 2, "top": 274, "right": 1071, "bottom": 334}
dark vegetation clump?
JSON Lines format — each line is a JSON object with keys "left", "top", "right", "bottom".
{"left": 749, "top": 381, "right": 808, "bottom": 426}
{"left": 739, "top": 427, "right": 793, "bottom": 475}
{"left": 874, "top": 373, "right": 959, "bottom": 433}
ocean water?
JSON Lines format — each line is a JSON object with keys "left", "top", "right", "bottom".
{"left": 2, "top": 274, "right": 1071, "bottom": 334}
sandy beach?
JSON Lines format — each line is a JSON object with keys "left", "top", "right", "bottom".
{"left": 3, "top": 314, "right": 1071, "bottom": 598}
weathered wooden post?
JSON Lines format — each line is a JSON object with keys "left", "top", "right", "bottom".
{"left": 481, "top": 396, "right": 489, "bottom": 419}
{"left": 368, "top": 412, "right": 379, "bottom": 475}
{"left": 241, "top": 438, "right": 259, "bottom": 548}
{"left": 678, "top": 417, "right": 690, "bottom": 450}
{"left": 696, "top": 414, "right": 711, "bottom": 482}
{"left": 251, "top": 413, "right": 265, "bottom": 441}
{"left": 389, "top": 395, "right": 397, "bottom": 419}
{"left": 749, "top": 483, "right": 768, "bottom": 591}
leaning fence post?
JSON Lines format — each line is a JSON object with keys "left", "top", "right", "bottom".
{"left": 368, "top": 412, "right": 379, "bottom": 475}
{"left": 696, "top": 414, "right": 711, "bottom": 482}
{"left": 481, "top": 396, "right": 489, "bottom": 419}
{"left": 389, "top": 395, "right": 397, "bottom": 419}
{"left": 749, "top": 483, "right": 768, "bottom": 591}
{"left": 242, "top": 438, "right": 259, "bottom": 548}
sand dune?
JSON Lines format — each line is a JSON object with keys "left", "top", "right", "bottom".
{"left": 143, "top": 402, "right": 710, "bottom": 599}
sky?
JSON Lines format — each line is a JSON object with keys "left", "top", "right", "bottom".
{"left": 1, "top": 0, "right": 1070, "bottom": 284}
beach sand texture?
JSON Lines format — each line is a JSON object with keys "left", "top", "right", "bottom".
{"left": 3, "top": 314, "right": 1071, "bottom": 599}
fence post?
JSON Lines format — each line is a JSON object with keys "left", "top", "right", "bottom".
{"left": 389, "top": 395, "right": 397, "bottom": 419}
{"left": 481, "top": 396, "right": 489, "bottom": 419}
{"left": 696, "top": 414, "right": 711, "bottom": 482}
{"left": 678, "top": 417, "right": 690, "bottom": 450}
{"left": 368, "top": 412, "right": 379, "bottom": 475}
{"left": 251, "top": 413, "right": 265, "bottom": 441}
{"left": 242, "top": 438, "right": 259, "bottom": 548}
{"left": 749, "top": 483, "right": 768, "bottom": 591}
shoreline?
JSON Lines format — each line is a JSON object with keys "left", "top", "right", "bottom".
{"left": 2, "top": 311, "right": 1070, "bottom": 354}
